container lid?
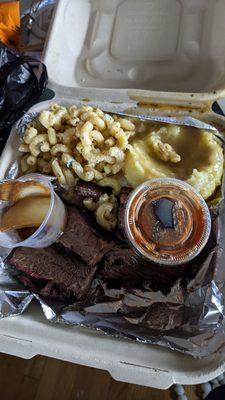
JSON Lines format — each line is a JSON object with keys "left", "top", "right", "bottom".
{"left": 43, "top": 0, "right": 225, "bottom": 104}
{"left": 124, "top": 178, "right": 211, "bottom": 266}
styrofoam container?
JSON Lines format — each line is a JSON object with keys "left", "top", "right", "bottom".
{"left": 1, "top": 0, "right": 225, "bottom": 389}
{"left": 43, "top": 0, "right": 225, "bottom": 106}
{"left": 1, "top": 303, "right": 225, "bottom": 389}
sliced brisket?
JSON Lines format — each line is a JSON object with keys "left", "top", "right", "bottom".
{"left": 144, "top": 303, "right": 184, "bottom": 330}
{"left": 9, "top": 247, "right": 96, "bottom": 300}
{"left": 57, "top": 204, "right": 114, "bottom": 265}
{"left": 102, "top": 247, "right": 185, "bottom": 293}
{"left": 70, "top": 180, "right": 110, "bottom": 207}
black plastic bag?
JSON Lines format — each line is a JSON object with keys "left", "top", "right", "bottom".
{"left": 0, "top": 42, "right": 47, "bottom": 132}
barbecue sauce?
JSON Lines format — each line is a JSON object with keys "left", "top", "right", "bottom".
{"left": 125, "top": 179, "right": 211, "bottom": 265}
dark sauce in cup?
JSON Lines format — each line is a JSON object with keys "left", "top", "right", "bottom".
{"left": 124, "top": 178, "right": 211, "bottom": 265}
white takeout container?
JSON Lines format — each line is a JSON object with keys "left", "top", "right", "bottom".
{"left": 1, "top": 0, "right": 225, "bottom": 389}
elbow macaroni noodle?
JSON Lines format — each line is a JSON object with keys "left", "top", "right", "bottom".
{"left": 83, "top": 194, "right": 118, "bottom": 231}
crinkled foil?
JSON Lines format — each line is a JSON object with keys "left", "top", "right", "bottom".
{"left": 102, "top": 111, "right": 218, "bottom": 131}
{"left": 0, "top": 114, "right": 225, "bottom": 358}
{"left": 21, "top": 0, "right": 56, "bottom": 53}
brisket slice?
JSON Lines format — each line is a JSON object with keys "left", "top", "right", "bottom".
{"left": 118, "top": 187, "right": 132, "bottom": 231}
{"left": 144, "top": 303, "right": 184, "bottom": 330}
{"left": 8, "top": 247, "right": 97, "bottom": 300}
{"left": 101, "top": 247, "right": 185, "bottom": 293}
{"left": 70, "top": 180, "right": 111, "bottom": 208}
{"left": 57, "top": 204, "right": 114, "bottom": 265}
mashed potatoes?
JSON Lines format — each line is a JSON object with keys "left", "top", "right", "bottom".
{"left": 123, "top": 124, "right": 224, "bottom": 199}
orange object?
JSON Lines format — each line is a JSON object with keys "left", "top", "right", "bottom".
{"left": 0, "top": 1, "right": 20, "bottom": 48}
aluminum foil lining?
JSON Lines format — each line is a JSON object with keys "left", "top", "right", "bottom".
{"left": 20, "top": 0, "right": 56, "bottom": 57}
{"left": 101, "top": 111, "right": 218, "bottom": 131}
{"left": 15, "top": 104, "right": 219, "bottom": 134}
{"left": 0, "top": 113, "right": 225, "bottom": 358}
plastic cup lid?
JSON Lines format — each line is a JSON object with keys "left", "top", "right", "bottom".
{"left": 124, "top": 178, "right": 211, "bottom": 266}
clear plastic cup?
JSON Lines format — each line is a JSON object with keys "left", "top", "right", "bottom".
{"left": 124, "top": 178, "right": 211, "bottom": 266}
{"left": 0, "top": 173, "right": 67, "bottom": 248}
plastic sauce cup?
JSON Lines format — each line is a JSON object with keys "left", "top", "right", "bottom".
{"left": 124, "top": 178, "right": 211, "bottom": 266}
{"left": 0, "top": 173, "right": 67, "bottom": 248}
